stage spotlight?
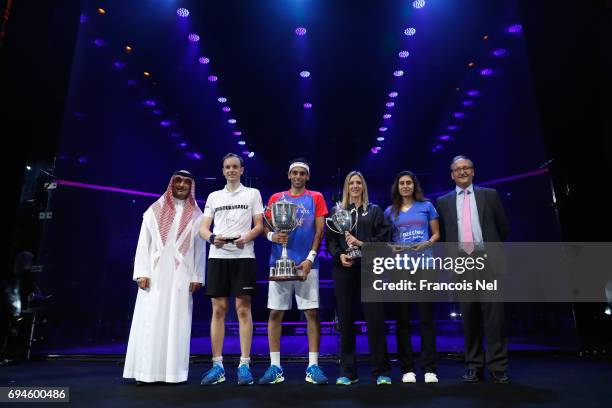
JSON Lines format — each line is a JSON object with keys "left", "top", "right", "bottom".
{"left": 248, "top": 152, "right": 255, "bottom": 158}
{"left": 208, "top": 75, "right": 218, "bottom": 82}
{"left": 492, "top": 48, "right": 507, "bottom": 57}
{"left": 386, "top": 102, "right": 395, "bottom": 108}
{"left": 467, "top": 90, "right": 480, "bottom": 97}
{"left": 398, "top": 51, "right": 410, "bottom": 58}
{"left": 468, "top": 62, "right": 475, "bottom": 67}
{"left": 218, "top": 97, "right": 227, "bottom": 103}
{"left": 94, "top": 39, "right": 106, "bottom": 47}
{"left": 199, "top": 57, "right": 210, "bottom": 64}
{"left": 393, "top": 70, "right": 404, "bottom": 77}
{"left": 179, "top": 142, "right": 188, "bottom": 148}
{"left": 176, "top": 8, "right": 190, "bottom": 18}
{"left": 463, "top": 100, "right": 474, "bottom": 106}
{"left": 300, "top": 70, "right": 310, "bottom": 78}
{"left": 453, "top": 112, "right": 464, "bottom": 118}
{"left": 413, "top": 0, "right": 426, "bottom": 9}
{"left": 97, "top": 8, "right": 106, "bottom": 15}
{"left": 447, "top": 125, "right": 459, "bottom": 130}
{"left": 125, "top": 45, "right": 133, "bottom": 53}
{"left": 506, "top": 24, "right": 522, "bottom": 34}
{"left": 303, "top": 102, "right": 313, "bottom": 109}
{"left": 383, "top": 114, "right": 392, "bottom": 119}
{"left": 143, "top": 71, "right": 151, "bottom": 77}
{"left": 371, "top": 148, "right": 379, "bottom": 154}
{"left": 233, "top": 131, "right": 242, "bottom": 136}
{"left": 222, "top": 107, "right": 231, "bottom": 112}
{"left": 439, "top": 135, "right": 453, "bottom": 141}
{"left": 186, "top": 152, "right": 202, "bottom": 160}
{"left": 389, "top": 91, "right": 398, "bottom": 98}
{"left": 480, "top": 68, "right": 494, "bottom": 76}
{"left": 379, "top": 127, "right": 388, "bottom": 132}
{"left": 26, "top": 166, "right": 32, "bottom": 171}
{"left": 377, "top": 137, "right": 385, "bottom": 141}
{"left": 188, "top": 33, "right": 200, "bottom": 42}
{"left": 160, "top": 120, "right": 171, "bottom": 127}
{"left": 404, "top": 27, "right": 416, "bottom": 36}
{"left": 143, "top": 100, "right": 156, "bottom": 107}
{"left": 228, "top": 119, "right": 237, "bottom": 124}
{"left": 238, "top": 141, "right": 246, "bottom": 145}
{"left": 295, "top": 27, "right": 307, "bottom": 36}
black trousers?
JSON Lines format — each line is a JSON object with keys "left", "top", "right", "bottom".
{"left": 396, "top": 302, "right": 437, "bottom": 373}
{"left": 332, "top": 263, "right": 390, "bottom": 378}
{"left": 460, "top": 301, "right": 508, "bottom": 372}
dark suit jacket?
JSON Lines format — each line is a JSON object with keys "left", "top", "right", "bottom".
{"left": 435, "top": 186, "right": 509, "bottom": 243}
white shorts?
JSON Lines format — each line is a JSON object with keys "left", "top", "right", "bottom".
{"left": 267, "top": 268, "right": 319, "bottom": 310}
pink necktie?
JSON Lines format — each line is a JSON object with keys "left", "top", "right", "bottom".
{"left": 461, "top": 190, "right": 474, "bottom": 254}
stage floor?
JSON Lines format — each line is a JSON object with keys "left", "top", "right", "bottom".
{"left": 2, "top": 356, "right": 611, "bottom": 407}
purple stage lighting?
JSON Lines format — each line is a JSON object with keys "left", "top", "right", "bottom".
{"left": 393, "top": 70, "right": 404, "bottom": 77}
{"left": 404, "top": 27, "right": 416, "bottom": 36}
{"left": 94, "top": 39, "right": 106, "bottom": 47}
{"left": 233, "top": 131, "right": 242, "bottom": 136}
{"left": 447, "top": 125, "right": 459, "bottom": 130}
{"left": 383, "top": 114, "right": 392, "bottom": 119}
{"left": 188, "top": 33, "right": 200, "bottom": 42}
{"left": 222, "top": 106, "right": 231, "bottom": 112}
{"left": 248, "top": 152, "right": 255, "bottom": 158}
{"left": 179, "top": 142, "right": 188, "bottom": 148}
{"left": 144, "top": 100, "right": 156, "bottom": 107}
{"left": 160, "top": 120, "right": 171, "bottom": 127}
{"left": 480, "top": 68, "right": 494, "bottom": 76}
{"left": 379, "top": 127, "right": 388, "bottom": 132}
{"left": 506, "top": 24, "right": 523, "bottom": 34}
{"left": 186, "top": 152, "right": 202, "bottom": 160}
{"left": 413, "top": 0, "right": 426, "bottom": 9}
{"left": 199, "top": 57, "right": 210, "bottom": 64}
{"left": 492, "top": 48, "right": 507, "bottom": 57}
{"left": 113, "top": 61, "right": 126, "bottom": 69}
{"left": 218, "top": 97, "right": 227, "bottom": 103}
{"left": 300, "top": 70, "right": 310, "bottom": 78}
{"left": 453, "top": 112, "right": 465, "bottom": 118}
{"left": 295, "top": 27, "right": 307, "bottom": 36}
{"left": 467, "top": 90, "right": 480, "bottom": 97}
{"left": 238, "top": 141, "right": 246, "bottom": 145}
{"left": 439, "top": 135, "right": 453, "bottom": 141}
{"left": 377, "top": 137, "right": 385, "bottom": 141}
{"left": 208, "top": 75, "right": 218, "bottom": 82}
{"left": 152, "top": 110, "right": 162, "bottom": 115}
{"left": 462, "top": 100, "right": 474, "bottom": 106}
{"left": 386, "top": 102, "right": 395, "bottom": 108}
{"left": 228, "top": 119, "right": 237, "bottom": 124}
{"left": 371, "top": 148, "right": 379, "bottom": 154}
{"left": 170, "top": 132, "right": 181, "bottom": 138}
{"left": 303, "top": 102, "right": 312, "bottom": 109}
{"left": 389, "top": 91, "right": 398, "bottom": 98}
{"left": 242, "top": 151, "right": 250, "bottom": 155}
{"left": 177, "top": 8, "right": 190, "bottom": 18}
{"left": 398, "top": 51, "right": 410, "bottom": 58}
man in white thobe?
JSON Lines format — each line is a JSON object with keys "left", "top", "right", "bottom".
{"left": 123, "top": 170, "right": 205, "bottom": 383}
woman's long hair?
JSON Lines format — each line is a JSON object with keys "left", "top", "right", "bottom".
{"left": 390, "top": 170, "right": 426, "bottom": 219}
{"left": 341, "top": 171, "right": 369, "bottom": 210}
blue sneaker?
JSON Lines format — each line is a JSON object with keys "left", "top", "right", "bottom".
{"left": 200, "top": 365, "right": 225, "bottom": 385}
{"left": 305, "top": 365, "right": 328, "bottom": 384}
{"left": 336, "top": 376, "right": 359, "bottom": 385}
{"left": 258, "top": 365, "right": 284, "bottom": 385}
{"left": 237, "top": 364, "right": 254, "bottom": 385}
{"left": 376, "top": 375, "right": 392, "bottom": 385}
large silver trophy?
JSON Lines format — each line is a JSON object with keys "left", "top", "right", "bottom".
{"left": 264, "top": 196, "right": 306, "bottom": 281}
{"left": 326, "top": 203, "right": 361, "bottom": 259}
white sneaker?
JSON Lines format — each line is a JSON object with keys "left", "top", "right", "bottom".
{"left": 424, "top": 372, "right": 439, "bottom": 383}
{"left": 402, "top": 372, "right": 416, "bottom": 383}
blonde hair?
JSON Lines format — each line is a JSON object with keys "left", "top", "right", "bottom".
{"left": 341, "top": 171, "right": 369, "bottom": 209}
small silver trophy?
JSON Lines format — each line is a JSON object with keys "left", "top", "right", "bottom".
{"left": 264, "top": 196, "right": 306, "bottom": 281}
{"left": 325, "top": 203, "right": 361, "bottom": 259}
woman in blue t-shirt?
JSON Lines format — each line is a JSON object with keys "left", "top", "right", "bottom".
{"left": 385, "top": 170, "right": 440, "bottom": 384}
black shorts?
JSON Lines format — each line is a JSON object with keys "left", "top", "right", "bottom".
{"left": 205, "top": 258, "right": 257, "bottom": 297}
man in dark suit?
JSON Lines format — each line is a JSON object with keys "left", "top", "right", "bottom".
{"left": 436, "top": 155, "right": 510, "bottom": 384}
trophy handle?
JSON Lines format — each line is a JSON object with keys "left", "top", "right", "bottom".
{"left": 349, "top": 208, "right": 359, "bottom": 232}
{"left": 325, "top": 217, "right": 343, "bottom": 235}
{"left": 263, "top": 205, "right": 276, "bottom": 232}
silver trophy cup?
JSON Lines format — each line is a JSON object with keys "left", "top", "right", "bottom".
{"left": 326, "top": 204, "right": 361, "bottom": 259}
{"left": 264, "top": 197, "right": 306, "bottom": 281}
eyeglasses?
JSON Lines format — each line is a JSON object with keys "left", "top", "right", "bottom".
{"left": 452, "top": 166, "right": 473, "bottom": 173}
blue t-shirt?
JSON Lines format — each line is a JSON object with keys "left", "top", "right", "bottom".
{"left": 267, "top": 190, "right": 328, "bottom": 268}
{"left": 384, "top": 200, "right": 439, "bottom": 244}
